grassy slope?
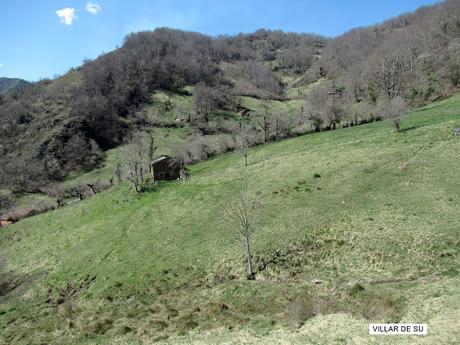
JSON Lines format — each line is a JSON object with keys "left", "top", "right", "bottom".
{"left": 0, "top": 95, "right": 459, "bottom": 344}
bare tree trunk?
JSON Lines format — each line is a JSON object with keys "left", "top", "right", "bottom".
{"left": 239, "top": 123, "right": 251, "bottom": 167}
{"left": 258, "top": 115, "right": 270, "bottom": 143}
{"left": 259, "top": 99, "right": 271, "bottom": 143}
{"left": 148, "top": 131, "right": 156, "bottom": 176}
{"left": 394, "top": 118, "right": 401, "bottom": 132}
{"left": 87, "top": 184, "right": 96, "bottom": 196}
{"left": 264, "top": 116, "right": 270, "bottom": 142}
{"left": 275, "top": 117, "right": 279, "bottom": 138}
{"left": 245, "top": 235, "right": 255, "bottom": 280}
{"left": 180, "top": 166, "right": 187, "bottom": 180}
{"left": 75, "top": 188, "right": 83, "bottom": 200}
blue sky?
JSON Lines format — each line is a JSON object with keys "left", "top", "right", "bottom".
{"left": 0, "top": 0, "right": 439, "bottom": 81}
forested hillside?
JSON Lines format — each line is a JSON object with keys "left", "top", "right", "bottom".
{"left": 0, "top": 78, "right": 30, "bottom": 95}
{"left": 1, "top": 0, "right": 460, "bottom": 214}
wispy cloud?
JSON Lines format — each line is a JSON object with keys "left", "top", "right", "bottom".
{"left": 85, "top": 2, "right": 102, "bottom": 16}
{"left": 0, "top": 63, "right": 4, "bottom": 68}
{"left": 56, "top": 8, "right": 77, "bottom": 25}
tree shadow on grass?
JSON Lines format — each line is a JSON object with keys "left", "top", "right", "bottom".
{"left": 399, "top": 125, "right": 424, "bottom": 133}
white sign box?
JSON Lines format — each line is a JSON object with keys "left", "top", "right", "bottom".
{"left": 369, "top": 324, "right": 427, "bottom": 335}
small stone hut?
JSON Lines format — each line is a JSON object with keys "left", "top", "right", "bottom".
{"left": 151, "top": 156, "right": 182, "bottom": 181}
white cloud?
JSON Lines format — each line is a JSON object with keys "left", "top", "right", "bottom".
{"left": 56, "top": 8, "right": 77, "bottom": 25}
{"left": 0, "top": 63, "right": 3, "bottom": 68}
{"left": 86, "top": 2, "right": 101, "bottom": 15}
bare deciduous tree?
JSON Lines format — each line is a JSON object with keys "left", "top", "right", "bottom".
{"left": 368, "top": 47, "right": 413, "bottom": 100}
{"left": 193, "top": 82, "right": 214, "bottom": 122}
{"left": 147, "top": 129, "right": 158, "bottom": 176}
{"left": 340, "top": 63, "right": 367, "bottom": 103}
{"left": 121, "top": 132, "right": 150, "bottom": 192}
{"left": 238, "top": 123, "right": 252, "bottom": 166}
{"left": 222, "top": 177, "right": 261, "bottom": 280}
{"left": 378, "top": 96, "right": 409, "bottom": 132}
{"left": 272, "top": 111, "right": 292, "bottom": 139}
{"left": 171, "top": 144, "right": 191, "bottom": 180}
{"left": 188, "top": 134, "right": 209, "bottom": 162}
{"left": 258, "top": 98, "right": 272, "bottom": 142}
{"left": 114, "top": 163, "right": 123, "bottom": 183}
{"left": 304, "top": 102, "right": 322, "bottom": 132}
{"left": 306, "top": 84, "right": 344, "bottom": 130}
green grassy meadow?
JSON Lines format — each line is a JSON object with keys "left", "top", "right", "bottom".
{"left": 0, "top": 94, "right": 459, "bottom": 344}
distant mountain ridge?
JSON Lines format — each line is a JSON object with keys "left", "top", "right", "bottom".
{"left": 0, "top": 77, "right": 31, "bottom": 94}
